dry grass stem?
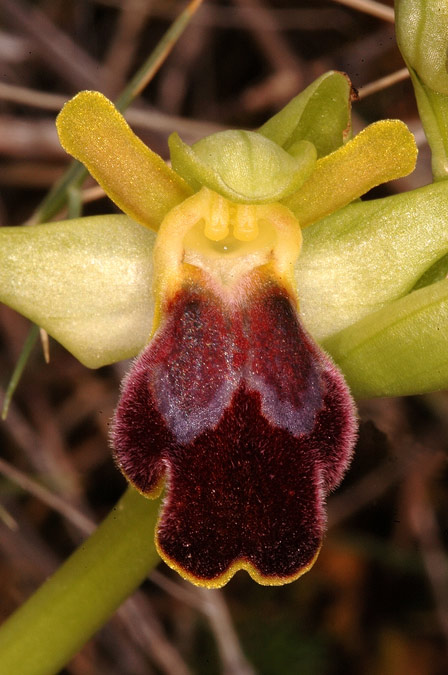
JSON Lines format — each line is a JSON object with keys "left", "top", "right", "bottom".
{"left": 330, "top": 0, "right": 395, "bottom": 22}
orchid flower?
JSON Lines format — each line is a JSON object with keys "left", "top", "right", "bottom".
{"left": 2, "top": 69, "right": 448, "bottom": 589}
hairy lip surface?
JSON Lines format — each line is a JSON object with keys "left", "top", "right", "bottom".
{"left": 112, "top": 266, "right": 357, "bottom": 586}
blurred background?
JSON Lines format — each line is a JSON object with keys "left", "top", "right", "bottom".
{"left": 1, "top": 1, "right": 447, "bottom": 673}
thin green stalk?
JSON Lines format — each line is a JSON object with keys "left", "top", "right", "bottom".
{"left": 30, "top": 161, "right": 87, "bottom": 226}
{"left": 1, "top": 324, "right": 40, "bottom": 420}
{"left": 0, "top": 487, "right": 160, "bottom": 675}
{"left": 67, "top": 185, "right": 83, "bottom": 219}
{"left": 115, "top": 0, "right": 204, "bottom": 111}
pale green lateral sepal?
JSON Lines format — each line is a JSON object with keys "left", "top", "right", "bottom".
{"left": 296, "top": 181, "right": 448, "bottom": 342}
{"left": 169, "top": 130, "right": 316, "bottom": 203}
{"left": 258, "top": 70, "right": 353, "bottom": 157}
{"left": 0, "top": 216, "right": 155, "bottom": 368}
{"left": 324, "top": 278, "right": 448, "bottom": 398}
{"left": 57, "top": 91, "right": 193, "bottom": 230}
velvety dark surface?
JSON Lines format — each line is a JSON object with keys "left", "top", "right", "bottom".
{"left": 113, "top": 266, "right": 356, "bottom": 584}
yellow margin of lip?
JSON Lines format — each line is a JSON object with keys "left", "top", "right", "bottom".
{"left": 119, "top": 476, "right": 322, "bottom": 588}
{"left": 155, "top": 532, "right": 322, "bottom": 589}
{"left": 122, "top": 475, "right": 166, "bottom": 501}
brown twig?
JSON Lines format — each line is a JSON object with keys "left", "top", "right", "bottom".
{"left": 233, "top": 0, "right": 304, "bottom": 112}
{"left": 358, "top": 67, "right": 409, "bottom": 99}
{"left": 196, "top": 587, "right": 257, "bottom": 675}
{"left": 330, "top": 0, "right": 395, "bottom": 22}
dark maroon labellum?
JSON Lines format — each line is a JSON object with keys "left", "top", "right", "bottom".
{"left": 113, "top": 265, "right": 357, "bottom": 586}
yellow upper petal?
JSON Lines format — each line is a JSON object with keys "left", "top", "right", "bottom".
{"left": 284, "top": 119, "right": 417, "bottom": 227}
{"left": 57, "top": 91, "right": 193, "bottom": 230}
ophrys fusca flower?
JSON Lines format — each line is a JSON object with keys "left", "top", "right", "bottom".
{"left": 1, "top": 72, "right": 426, "bottom": 587}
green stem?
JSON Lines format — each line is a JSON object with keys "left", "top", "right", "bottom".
{"left": 67, "top": 185, "right": 83, "bottom": 219}
{"left": 0, "top": 487, "right": 160, "bottom": 675}
{"left": 30, "top": 161, "right": 87, "bottom": 226}
{"left": 1, "top": 324, "right": 40, "bottom": 420}
{"left": 115, "top": 0, "right": 204, "bottom": 111}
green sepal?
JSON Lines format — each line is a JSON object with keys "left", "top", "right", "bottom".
{"left": 413, "top": 252, "right": 448, "bottom": 290}
{"left": 295, "top": 181, "right": 448, "bottom": 342}
{"left": 258, "top": 70, "right": 352, "bottom": 158}
{"left": 169, "top": 130, "right": 316, "bottom": 203}
{"left": 324, "top": 278, "right": 448, "bottom": 398}
{"left": 0, "top": 215, "right": 155, "bottom": 368}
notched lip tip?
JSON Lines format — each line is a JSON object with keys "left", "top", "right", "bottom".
{"left": 155, "top": 536, "right": 322, "bottom": 588}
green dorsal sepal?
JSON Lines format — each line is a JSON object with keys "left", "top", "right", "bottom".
{"left": 258, "top": 70, "right": 353, "bottom": 158}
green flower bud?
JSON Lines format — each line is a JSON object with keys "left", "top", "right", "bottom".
{"left": 396, "top": 0, "right": 448, "bottom": 94}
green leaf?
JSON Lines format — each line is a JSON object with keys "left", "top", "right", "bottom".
{"left": 258, "top": 70, "right": 352, "bottom": 158}
{"left": 169, "top": 130, "right": 316, "bottom": 203}
{"left": 324, "top": 278, "right": 448, "bottom": 398}
{"left": 295, "top": 181, "right": 448, "bottom": 342}
{"left": 0, "top": 215, "right": 155, "bottom": 368}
